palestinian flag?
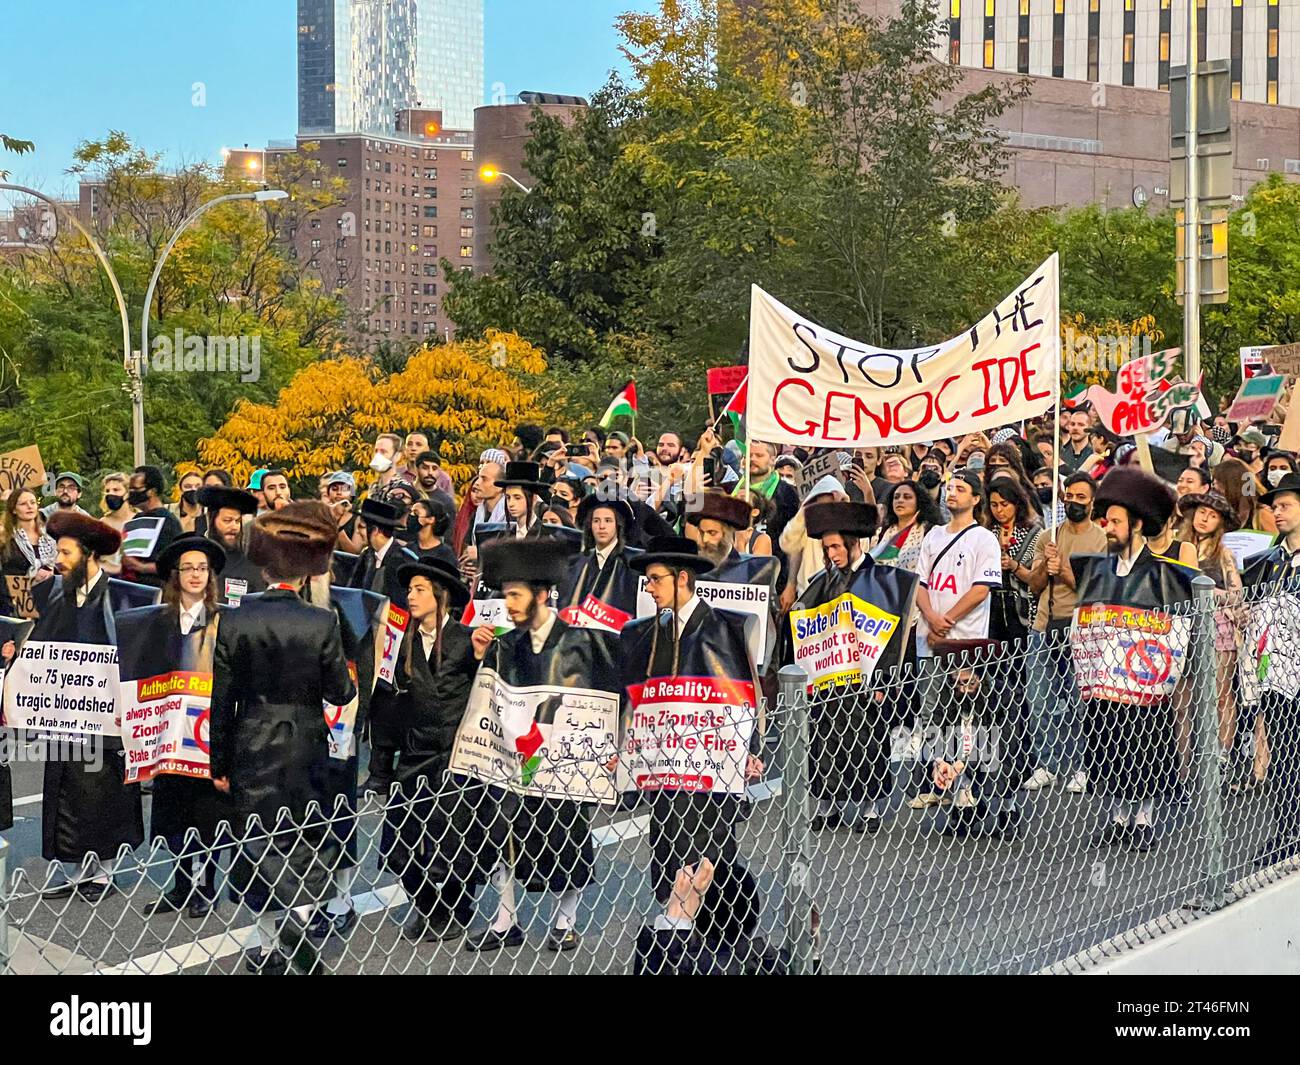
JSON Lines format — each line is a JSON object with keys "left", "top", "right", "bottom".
{"left": 516, "top": 721, "right": 544, "bottom": 785}
{"left": 598, "top": 381, "right": 637, "bottom": 429}
{"left": 1063, "top": 383, "right": 1090, "bottom": 409}
{"left": 724, "top": 375, "right": 748, "bottom": 449}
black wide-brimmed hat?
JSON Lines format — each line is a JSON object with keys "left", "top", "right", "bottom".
{"left": 1177, "top": 491, "right": 1240, "bottom": 533}
{"left": 481, "top": 537, "right": 574, "bottom": 588}
{"left": 157, "top": 534, "right": 227, "bottom": 582}
{"left": 494, "top": 461, "right": 549, "bottom": 495}
{"left": 684, "top": 491, "right": 751, "bottom": 530}
{"left": 397, "top": 554, "right": 471, "bottom": 609}
{"left": 628, "top": 535, "right": 716, "bottom": 575}
{"left": 358, "top": 497, "right": 403, "bottom": 530}
{"left": 1093, "top": 466, "right": 1176, "bottom": 534}
{"left": 805, "top": 500, "right": 878, "bottom": 540}
{"left": 197, "top": 485, "right": 258, "bottom": 516}
{"left": 46, "top": 511, "right": 122, "bottom": 558}
{"left": 1262, "top": 471, "right": 1300, "bottom": 507}
{"left": 575, "top": 493, "right": 635, "bottom": 532}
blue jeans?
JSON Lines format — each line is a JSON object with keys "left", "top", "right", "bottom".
{"left": 1026, "top": 624, "right": 1080, "bottom": 777}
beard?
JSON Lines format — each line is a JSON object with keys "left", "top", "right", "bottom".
{"left": 63, "top": 554, "right": 91, "bottom": 590}
{"left": 698, "top": 540, "right": 729, "bottom": 567}
{"left": 511, "top": 597, "right": 540, "bottom": 629}
{"left": 1105, "top": 532, "right": 1130, "bottom": 555}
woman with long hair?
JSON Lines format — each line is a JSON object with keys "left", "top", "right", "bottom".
{"left": 1213, "top": 456, "right": 1264, "bottom": 532}
{"left": 168, "top": 470, "right": 205, "bottom": 533}
{"left": 983, "top": 442, "right": 1040, "bottom": 513}
{"left": 0, "top": 486, "right": 56, "bottom": 580}
{"left": 871, "top": 480, "right": 944, "bottom": 573}
{"left": 408, "top": 498, "right": 458, "bottom": 567}
{"left": 451, "top": 479, "right": 482, "bottom": 560}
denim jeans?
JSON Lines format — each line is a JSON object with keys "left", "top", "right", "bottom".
{"left": 1026, "top": 623, "right": 1081, "bottom": 777}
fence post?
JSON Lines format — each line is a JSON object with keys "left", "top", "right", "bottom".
{"left": 777, "top": 663, "right": 813, "bottom": 974}
{"left": 0, "top": 837, "right": 9, "bottom": 975}
{"left": 1188, "top": 574, "right": 1228, "bottom": 912}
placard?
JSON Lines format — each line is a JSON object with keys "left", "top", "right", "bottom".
{"left": 0, "top": 444, "right": 46, "bottom": 495}
{"left": 1070, "top": 603, "right": 1191, "bottom": 707}
{"left": 376, "top": 603, "right": 410, "bottom": 686}
{"left": 789, "top": 591, "right": 901, "bottom": 689}
{"left": 1225, "top": 374, "right": 1286, "bottom": 423}
{"left": 5, "top": 575, "right": 39, "bottom": 619}
{"left": 1222, "top": 530, "right": 1275, "bottom": 570}
{"left": 558, "top": 594, "right": 633, "bottom": 633}
{"left": 635, "top": 577, "right": 770, "bottom": 669}
{"left": 2, "top": 639, "right": 122, "bottom": 736}
{"left": 1259, "top": 342, "right": 1300, "bottom": 377}
{"left": 121, "top": 670, "right": 212, "bottom": 784}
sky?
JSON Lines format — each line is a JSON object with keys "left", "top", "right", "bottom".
{"left": 0, "top": 0, "right": 644, "bottom": 198}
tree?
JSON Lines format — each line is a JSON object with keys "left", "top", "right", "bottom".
{"left": 0, "top": 133, "right": 34, "bottom": 180}
{"left": 199, "top": 330, "right": 547, "bottom": 493}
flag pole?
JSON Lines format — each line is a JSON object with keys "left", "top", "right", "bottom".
{"left": 1052, "top": 253, "right": 1062, "bottom": 546}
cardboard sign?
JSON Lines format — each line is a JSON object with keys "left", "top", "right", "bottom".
{"left": 1259, "top": 342, "right": 1300, "bottom": 378}
{"left": 2, "top": 639, "right": 123, "bottom": 737}
{"left": 798, "top": 449, "right": 845, "bottom": 494}
{"left": 1225, "top": 374, "right": 1286, "bottom": 423}
{"left": 121, "top": 671, "right": 212, "bottom": 783}
{"left": 748, "top": 255, "right": 1058, "bottom": 447}
{"left": 4, "top": 575, "right": 39, "bottom": 619}
{"left": 0, "top": 445, "right": 46, "bottom": 495}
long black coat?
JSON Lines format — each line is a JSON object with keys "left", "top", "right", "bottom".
{"left": 36, "top": 574, "right": 144, "bottom": 864}
{"left": 557, "top": 544, "right": 643, "bottom": 619}
{"left": 349, "top": 540, "right": 415, "bottom": 609}
{"left": 482, "top": 617, "right": 620, "bottom": 893}
{"left": 115, "top": 603, "right": 233, "bottom": 851}
{"left": 209, "top": 588, "right": 355, "bottom": 910}
{"left": 214, "top": 548, "right": 267, "bottom": 608}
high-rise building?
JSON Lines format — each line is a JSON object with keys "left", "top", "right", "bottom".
{"left": 298, "top": 0, "right": 483, "bottom": 136}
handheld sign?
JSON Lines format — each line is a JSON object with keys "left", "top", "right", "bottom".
{"left": 0, "top": 445, "right": 46, "bottom": 496}
{"left": 1225, "top": 374, "right": 1286, "bottom": 423}
{"left": 1065, "top": 348, "right": 1200, "bottom": 438}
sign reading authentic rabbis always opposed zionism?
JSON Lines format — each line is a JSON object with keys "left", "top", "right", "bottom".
{"left": 747, "top": 254, "right": 1059, "bottom": 448}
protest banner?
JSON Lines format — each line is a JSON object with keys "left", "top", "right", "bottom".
{"left": 121, "top": 514, "right": 167, "bottom": 559}
{"left": 2, "top": 639, "right": 122, "bottom": 736}
{"left": 1240, "top": 346, "right": 1266, "bottom": 381}
{"left": 324, "top": 661, "right": 360, "bottom": 761}
{"left": 121, "top": 670, "right": 212, "bottom": 784}
{"left": 635, "top": 575, "right": 771, "bottom": 669}
{"left": 5, "top": 575, "right": 39, "bottom": 619}
{"left": 375, "top": 602, "right": 410, "bottom": 687}
{"left": 1259, "top": 342, "right": 1300, "bottom": 377}
{"left": 1064, "top": 348, "right": 1199, "bottom": 437}
{"left": 1225, "top": 374, "right": 1286, "bottom": 422}
{"left": 789, "top": 592, "right": 902, "bottom": 690}
{"left": 706, "top": 363, "right": 749, "bottom": 420}
{"left": 621, "top": 674, "right": 758, "bottom": 796}
{"left": 449, "top": 668, "right": 619, "bottom": 804}
{"left": 1238, "top": 593, "right": 1300, "bottom": 707}
{"left": 559, "top": 594, "right": 633, "bottom": 632}
{"left": 747, "top": 254, "right": 1059, "bottom": 448}
{"left": 0, "top": 444, "right": 46, "bottom": 496}
{"left": 1070, "top": 602, "right": 1191, "bottom": 707}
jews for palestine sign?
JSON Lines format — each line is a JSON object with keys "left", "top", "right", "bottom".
{"left": 747, "top": 254, "right": 1059, "bottom": 447}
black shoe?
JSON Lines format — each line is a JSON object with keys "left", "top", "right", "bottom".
{"left": 76, "top": 880, "right": 115, "bottom": 903}
{"left": 143, "top": 889, "right": 189, "bottom": 917}
{"left": 853, "top": 815, "right": 882, "bottom": 835}
{"left": 245, "top": 949, "right": 288, "bottom": 976}
{"left": 306, "top": 906, "right": 358, "bottom": 940}
{"left": 425, "top": 916, "right": 469, "bottom": 943}
{"left": 810, "top": 813, "right": 842, "bottom": 832}
{"left": 280, "top": 919, "right": 323, "bottom": 974}
{"left": 187, "top": 896, "right": 217, "bottom": 920}
{"left": 359, "top": 774, "right": 393, "bottom": 795}
{"left": 1128, "top": 824, "right": 1156, "bottom": 853}
{"left": 464, "top": 925, "right": 524, "bottom": 952}
{"left": 1090, "top": 821, "right": 1130, "bottom": 849}
{"left": 545, "top": 928, "right": 581, "bottom": 952}
{"left": 401, "top": 912, "right": 431, "bottom": 942}
{"left": 40, "top": 881, "right": 77, "bottom": 900}
{"left": 985, "top": 808, "right": 1023, "bottom": 842}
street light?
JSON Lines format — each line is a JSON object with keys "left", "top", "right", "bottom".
{"left": 478, "top": 165, "right": 532, "bottom": 194}
{"left": 0, "top": 182, "right": 134, "bottom": 456}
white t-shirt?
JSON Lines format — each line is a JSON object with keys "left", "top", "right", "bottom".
{"left": 915, "top": 522, "right": 1003, "bottom": 656}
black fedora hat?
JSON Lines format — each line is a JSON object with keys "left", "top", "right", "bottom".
{"left": 397, "top": 554, "right": 471, "bottom": 609}
{"left": 481, "top": 537, "right": 574, "bottom": 588}
{"left": 628, "top": 535, "right": 716, "bottom": 575}
{"left": 494, "top": 461, "right": 549, "bottom": 495}
{"left": 575, "top": 493, "right": 635, "bottom": 531}
{"left": 196, "top": 485, "right": 258, "bottom": 516}
{"left": 156, "top": 534, "right": 227, "bottom": 582}
{"left": 358, "top": 497, "right": 403, "bottom": 530}
{"left": 805, "top": 500, "right": 878, "bottom": 540}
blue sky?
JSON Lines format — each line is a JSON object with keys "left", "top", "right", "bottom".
{"left": 0, "top": 0, "right": 643, "bottom": 197}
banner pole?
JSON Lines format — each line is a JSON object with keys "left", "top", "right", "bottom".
{"left": 1052, "top": 253, "right": 1062, "bottom": 546}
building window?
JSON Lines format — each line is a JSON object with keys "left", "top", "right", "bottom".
{"left": 424, "top": 187, "right": 437, "bottom": 198}
{"left": 310, "top": 218, "right": 321, "bottom": 229}
{"left": 423, "top": 283, "right": 437, "bottom": 295}
{"left": 1231, "top": 0, "right": 1243, "bottom": 100}
{"left": 336, "top": 157, "right": 347, "bottom": 167}
{"left": 461, "top": 208, "right": 474, "bottom": 220}
{"left": 982, "top": 0, "right": 994, "bottom": 69}
{"left": 948, "top": 0, "right": 961, "bottom": 65}
{"left": 461, "top": 188, "right": 474, "bottom": 199}
{"left": 1197, "top": 0, "right": 1208, "bottom": 64}
{"left": 311, "top": 178, "right": 322, "bottom": 188}
{"left": 460, "top": 226, "right": 474, "bottom": 238}
{"left": 459, "top": 245, "right": 473, "bottom": 258}
{"left": 1017, "top": 0, "right": 1030, "bottom": 74}
{"left": 423, "top": 245, "right": 437, "bottom": 257}
{"left": 424, "top": 263, "right": 438, "bottom": 276}
{"left": 423, "top": 206, "right": 437, "bottom": 218}
{"left": 460, "top": 150, "right": 474, "bottom": 161}
{"left": 425, "top": 168, "right": 438, "bottom": 179}
{"left": 310, "top": 238, "right": 321, "bottom": 250}
{"left": 1087, "top": 0, "right": 1100, "bottom": 83}
{"left": 1159, "top": 0, "right": 1171, "bottom": 89}
{"left": 1122, "top": 0, "right": 1135, "bottom": 86}
{"left": 1052, "top": 0, "right": 1065, "bottom": 79}
{"left": 1267, "top": 0, "right": 1279, "bottom": 104}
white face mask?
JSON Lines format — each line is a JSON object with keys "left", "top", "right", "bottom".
{"left": 369, "top": 452, "right": 393, "bottom": 473}
{"left": 1268, "top": 468, "right": 1288, "bottom": 487}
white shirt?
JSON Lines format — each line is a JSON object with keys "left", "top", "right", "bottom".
{"left": 663, "top": 594, "right": 702, "bottom": 639}
{"left": 529, "top": 608, "right": 557, "bottom": 654}
{"left": 75, "top": 567, "right": 104, "bottom": 609}
{"left": 915, "top": 521, "right": 1003, "bottom": 655}
{"left": 513, "top": 517, "right": 532, "bottom": 540}
{"left": 418, "top": 613, "right": 451, "bottom": 657}
{"left": 374, "top": 537, "right": 394, "bottom": 566}
{"left": 179, "top": 600, "right": 205, "bottom": 636}
{"left": 1115, "top": 544, "right": 1146, "bottom": 578}
{"left": 594, "top": 542, "right": 617, "bottom": 570}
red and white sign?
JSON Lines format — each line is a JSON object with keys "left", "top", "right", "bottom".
{"left": 1070, "top": 603, "right": 1191, "bottom": 707}
{"left": 1067, "top": 348, "right": 1200, "bottom": 437}
{"left": 558, "top": 594, "right": 632, "bottom": 633}
{"left": 323, "top": 660, "right": 360, "bottom": 761}
{"left": 621, "top": 675, "right": 757, "bottom": 795}
{"left": 706, "top": 364, "right": 749, "bottom": 396}
{"left": 376, "top": 603, "right": 410, "bottom": 686}
{"left": 747, "top": 255, "right": 1059, "bottom": 447}
{"left": 121, "top": 670, "right": 213, "bottom": 784}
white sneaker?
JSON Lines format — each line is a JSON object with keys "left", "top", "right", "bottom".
{"left": 1065, "top": 770, "right": 1088, "bottom": 794}
{"left": 1022, "top": 767, "right": 1057, "bottom": 791}
{"left": 955, "top": 788, "right": 976, "bottom": 809}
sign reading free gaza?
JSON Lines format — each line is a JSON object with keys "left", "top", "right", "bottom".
{"left": 748, "top": 254, "right": 1059, "bottom": 447}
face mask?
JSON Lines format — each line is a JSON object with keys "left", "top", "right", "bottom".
{"left": 967, "top": 454, "right": 985, "bottom": 471}
{"left": 181, "top": 489, "right": 198, "bottom": 506}
{"left": 406, "top": 514, "right": 423, "bottom": 536}
{"left": 105, "top": 495, "right": 125, "bottom": 512}
{"left": 1268, "top": 468, "right": 1288, "bottom": 487}
{"left": 1065, "top": 501, "right": 1089, "bottom": 524}
{"left": 1036, "top": 486, "right": 1053, "bottom": 505}
{"left": 919, "top": 469, "right": 941, "bottom": 489}
{"left": 127, "top": 489, "right": 150, "bottom": 507}
{"left": 369, "top": 452, "right": 393, "bottom": 473}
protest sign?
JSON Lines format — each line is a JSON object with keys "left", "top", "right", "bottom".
{"left": 1065, "top": 348, "right": 1199, "bottom": 438}
{"left": 121, "top": 671, "right": 212, "bottom": 784}
{"left": 375, "top": 602, "right": 410, "bottom": 687}
{"left": 4, "top": 575, "right": 39, "bottom": 619}
{"left": 1222, "top": 530, "right": 1275, "bottom": 571}
{"left": 798, "top": 449, "right": 844, "bottom": 493}
{"left": 121, "top": 514, "right": 167, "bottom": 559}
{"left": 323, "top": 661, "right": 360, "bottom": 761}
{"left": 789, "top": 592, "right": 902, "bottom": 690}
{"left": 449, "top": 668, "right": 619, "bottom": 804}
{"left": 0, "top": 445, "right": 46, "bottom": 496}
{"left": 1240, "top": 347, "right": 1266, "bottom": 381}
{"left": 621, "top": 674, "right": 758, "bottom": 796}
{"left": 636, "top": 576, "right": 771, "bottom": 669}
{"left": 2, "top": 639, "right": 122, "bottom": 736}
{"left": 1238, "top": 594, "right": 1300, "bottom": 707}
{"left": 706, "top": 364, "right": 749, "bottom": 397}
{"left": 1278, "top": 397, "right": 1300, "bottom": 454}
{"left": 747, "top": 254, "right": 1058, "bottom": 447}
{"left": 1259, "top": 342, "right": 1300, "bottom": 377}
{"left": 1226, "top": 374, "right": 1286, "bottom": 423}
{"left": 1070, "top": 603, "right": 1191, "bottom": 707}
{"left": 558, "top": 594, "right": 633, "bottom": 632}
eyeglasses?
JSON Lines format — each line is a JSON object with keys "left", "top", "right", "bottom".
{"left": 645, "top": 572, "right": 676, "bottom": 585}
{"left": 178, "top": 564, "right": 210, "bottom": 575}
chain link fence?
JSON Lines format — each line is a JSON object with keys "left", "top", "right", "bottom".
{"left": 2, "top": 575, "right": 1298, "bottom": 974}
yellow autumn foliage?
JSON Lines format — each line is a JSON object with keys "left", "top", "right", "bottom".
{"left": 198, "top": 329, "right": 546, "bottom": 494}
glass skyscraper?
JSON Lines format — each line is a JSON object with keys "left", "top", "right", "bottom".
{"left": 298, "top": 0, "right": 483, "bottom": 135}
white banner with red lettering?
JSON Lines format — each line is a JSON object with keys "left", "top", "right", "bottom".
{"left": 558, "top": 594, "right": 633, "bottom": 633}
{"left": 376, "top": 603, "right": 410, "bottom": 686}
{"left": 747, "top": 254, "right": 1059, "bottom": 447}
{"left": 620, "top": 675, "right": 757, "bottom": 796}
{"left": 121, "top": 671, "right": 212, "bottom": 784}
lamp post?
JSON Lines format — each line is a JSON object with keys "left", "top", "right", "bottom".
{"left": 477, "top": 165, "right": 533, "bottom": 194}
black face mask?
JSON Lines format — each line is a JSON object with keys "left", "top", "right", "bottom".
{"left": 105, "top": 495, "right": 126, "bottom": 512}
{"left": 919, "top": 470, "right": 941, "bottom": 489}
{"left": 406, "top": 514, "right": 423, "bottom": 537}
{"left": 1065, "top": 501, "right": 1089, "bottom": 524}
{"left": 1036, "top": 486, "right": 1054, "bottom": 505}
{"left": 127, "top": 489, "right": 150, "bottom": 507}
{"left": 181, "top": 489, "right": 199, "bottom": 506}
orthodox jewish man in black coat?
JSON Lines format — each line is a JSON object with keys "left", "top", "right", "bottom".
{"left": 465, "top": 537, "right": 620, "bottom": 953}
{"left": 36, "top": 512, "right": 143, "bottom": 901}
{"left": 209, "top": 501, "right": 356, "bottom": 975}
{"left": 496, "top": 461, "right": 551, "bottom": 541}
{"left": 380, "top": 555, "right": 486, "bottom": 943}
{"left": 198, "top": 485, "right": 264, "bottom": 608}
{"left": 116, "top": 534, "right": 231, "bottom": 919}
{"left": 557, "top": 496, "right": 643, "bottom": 625}
{"left": 620, "top": 535, "right": 767, "bottom": 958}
